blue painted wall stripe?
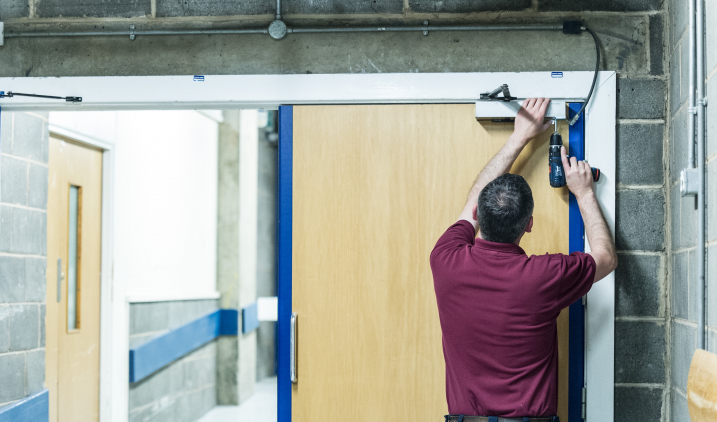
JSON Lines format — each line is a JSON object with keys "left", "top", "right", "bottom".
{"left": 242, "top": 302, "right": 260, "bottom": 334}
{"left": 277, "top": 106, "right": 293, "bottom": 422}
{"left": 129, "top": 309, "right": 238, "bottom": 383}
{"left": 568, "top": 103, "right": 586, "bottom": 422}
{"left": 219, "top": 309, "right": 239, "bottom": 336}
{"left": 0, "top": 389, "right": 49, "bottom": 422}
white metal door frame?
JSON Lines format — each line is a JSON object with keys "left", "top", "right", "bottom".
{"left": 0, "top": 70, "right": 616, "bottom": 422}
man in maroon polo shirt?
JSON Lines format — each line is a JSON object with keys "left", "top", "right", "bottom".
{"left": 430, "top": 98, "right": 617, "bottom": 421}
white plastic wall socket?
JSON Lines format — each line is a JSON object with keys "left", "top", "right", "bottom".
{"left": 680, "top": 167, "right": 699, "bottom": 196}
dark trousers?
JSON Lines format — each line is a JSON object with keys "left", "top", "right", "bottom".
{"left": 444, "top": 415, "right": 559, "bottom": 422}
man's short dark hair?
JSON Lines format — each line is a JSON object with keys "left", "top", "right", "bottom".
{"left": 477, "top": 174, "right": 534, "bottom": 244}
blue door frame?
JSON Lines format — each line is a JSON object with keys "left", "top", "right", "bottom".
{"left": 277, "top": 104, "right": 586, "bottom": 422}
{"left": 277, "top": 106, "right": 294, "bottom": 422}
{"left": 567, "top": 103, "right": 587, "bottom": 422}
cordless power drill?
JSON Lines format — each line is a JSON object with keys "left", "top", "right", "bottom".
{"left": 549, "top": 120, "right": 600, "bottom": 188}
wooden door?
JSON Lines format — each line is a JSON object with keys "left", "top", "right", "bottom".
{"left": 46, "top": 137, "right": 103, "bottom": 422}
{"left": 291, "top": 105, "right": 571, "bottom": 421}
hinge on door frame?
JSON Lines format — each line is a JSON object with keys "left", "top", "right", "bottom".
{"left": 581, "top": 387, "right": 587, "bottom": 420}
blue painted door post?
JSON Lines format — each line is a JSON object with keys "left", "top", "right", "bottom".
{"left": 568, "top": 103, "right": 586, "bottom": 422}
{"left": 277, "top": 106, "right": 293, "bottom": 422}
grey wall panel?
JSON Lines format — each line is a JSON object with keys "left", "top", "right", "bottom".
{"left": 0, "top": 112, "right": 48, "bottom": 411}
{"left": 128, "top": 299, "right": 219, "bottom": 422}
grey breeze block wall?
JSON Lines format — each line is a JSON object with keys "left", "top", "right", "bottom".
{"left": 667, "top": 0, "right": 717, "bottom": 421}
{"left": 128, "top": 299, "right": 218, "bottom": 422}
{"left": 256, "top": 118, "right": 277, "bottom": 381}
{"left": 0, "top": 1, "right": 670, "bottom": 421}
{"left": 0, "top": 111, "right": 49, "bottom": 410}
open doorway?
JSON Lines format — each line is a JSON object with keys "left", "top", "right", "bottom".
{"left": 46, "top": 109, "right": 278, "bottom": 422}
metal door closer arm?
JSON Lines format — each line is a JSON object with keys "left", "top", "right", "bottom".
{"left": 0, "top": 91, "right": 82, "bottom": 102}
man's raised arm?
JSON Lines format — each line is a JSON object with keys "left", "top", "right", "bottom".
{"left": 458, "top": 98, "right": 553, "bottom": 231}
{"left": 561, "top": 147, "right": 618, "bottom": 282}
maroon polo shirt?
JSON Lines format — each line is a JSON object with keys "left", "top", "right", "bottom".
{"left": 430, "top": 220, "right": 595, "bottom": 417}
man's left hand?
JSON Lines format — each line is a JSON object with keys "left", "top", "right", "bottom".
{"left": 511, "top": 98, "right": 552, "bottom": 145}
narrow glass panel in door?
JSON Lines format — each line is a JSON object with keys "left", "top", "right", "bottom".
{"left": 67, "top": 185, "right": 81, "bottom": 331}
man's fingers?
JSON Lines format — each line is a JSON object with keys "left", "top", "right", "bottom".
{"left": 538, "top": 98, "right": 551, "bottom": 116}
{"left": 522, "top": 98, "right": 531, "bottom": 108}
{"left": 570, "top": 156, "right": 578, "bottom": 169}
{"left": 531, "top": 98, "right": 543, "bottom": 113}
{"left": 526, "top": 98, "right": 537, "bottom": 109}
{"left": 561, "top": 146, "right": 570, "bottom": 168}
{"left": 577, "top": 160, "right": 589, "bottom": 175}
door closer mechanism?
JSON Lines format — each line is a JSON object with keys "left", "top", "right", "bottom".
{"left": 475, "top": 83, "right": 566, "bottom": 122}
{"left": 479, "top": 84, "right": 517, "bottom": 102}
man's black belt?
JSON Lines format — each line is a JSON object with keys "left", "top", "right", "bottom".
{"left": 445, "top": 416, "right": 559, "bottom": 422}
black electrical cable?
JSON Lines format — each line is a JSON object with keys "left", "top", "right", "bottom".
{"left": 569, "top": 26, "right": 600, "bottom": 126}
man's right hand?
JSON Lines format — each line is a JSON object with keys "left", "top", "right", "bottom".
{"left": 560, "top": 146, "right": 617, "bottom": 282}
{"left": 561, "top": 146, "right": 593, "bottom": 198}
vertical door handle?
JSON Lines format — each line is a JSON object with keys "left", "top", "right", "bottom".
{"left": 56, "top": 258, "right": 62, "bottom": 303}
{"left": 290, "top": 312, "right": 297, "bottom": 383}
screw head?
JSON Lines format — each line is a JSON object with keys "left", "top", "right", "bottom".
{"left": 268, "top": 20, "right": 288, "bottom": 40}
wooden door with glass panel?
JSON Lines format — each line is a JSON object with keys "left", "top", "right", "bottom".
{"left": 46, "top": 137, "right": 102, "bottom": 422}
{"left": 292, "top": 105, "right": 571, "bottom": 421}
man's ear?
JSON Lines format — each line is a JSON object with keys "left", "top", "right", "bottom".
{"left": 525, "top": 216, "right": 534, "bottom": 233}
{"left": 472, "top": 204, "right": 478, "bottom": 221}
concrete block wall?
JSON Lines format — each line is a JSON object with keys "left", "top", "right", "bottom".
{"left": 0, "top": 0, "right": 674, "bottom": 421}
{"left": 666, "top": 0, "right": 717, "bottom": 420}
{"left": 709, "top": 0, "right": 717, "bottom": 355}
{"left": 216, "top": 110, "right": 259, "bottom": 405}
{"left": 256, "top": 117, "right": 277, "bottom": 381}
{"left": 128, "top": 299, "right": 218, "bottom": 422}
{"left": 0, "top": 111, "right": 48, "bottom": 410}
{"left": 613, "top": 75, "right": 668, "bottom": 420}
{"left": 0, "top": 1, "right": 662, "bottom": 77}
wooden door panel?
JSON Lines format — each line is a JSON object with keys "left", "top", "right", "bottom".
{"left": 47, "top": 137, "right": 103, "bottom": 422}
{"left": 292, "top": 105, "right": 569, "bottom": 421}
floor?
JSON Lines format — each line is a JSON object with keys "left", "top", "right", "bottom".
{"left": 198, "top": 377, "right": 277, "bottom": 422}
